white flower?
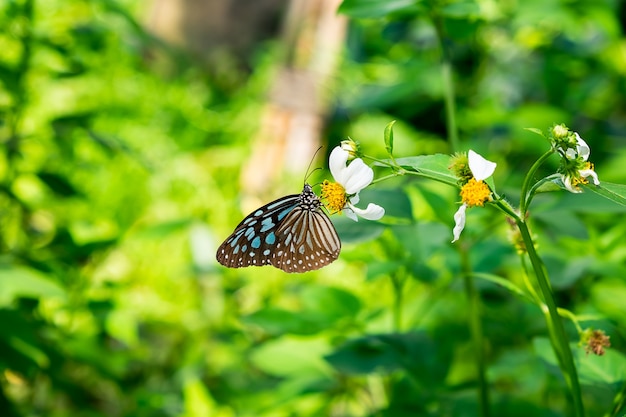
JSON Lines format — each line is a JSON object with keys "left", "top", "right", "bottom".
{"left": 560, "top": 132, "right": 600, "bottom": 193}
{"left": 468, "top": 149, "right": 497, "bottom": 181}
{"left": 452, "top": 150, "right": 497, "bottom": 243}
{"left": 324, "top": 147, "right": 385, "bottom": 222}
{"left": 561, "top": 166, "right": 600, "bottom": 193}
{"left": 564, "top": 133, "right": 590, "bottom": 161}
{"left": 452, "top": 203, "right": 467, "bottom": 243}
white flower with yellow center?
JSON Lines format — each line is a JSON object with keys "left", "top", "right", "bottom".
{"left": 321, "top": 147, "right": 385, "bottom": 221}
{"left": 560, "top": 132, "right": 599, "bottom": 193}
{"left": 452, "top": 150, "right": 497, "bottom": 243}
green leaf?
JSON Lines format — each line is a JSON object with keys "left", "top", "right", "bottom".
{"left": 360, "top": 188, "right": 412, "bottom": 220}
{"left": 391, "top": 154, "right": 457, "bottom": 186}
{"left": 301, "top": 285, "right": 361, "bottom": 322}
{"left": 333, "top": 216, "right": 386, "bottom": 243}
{"left": 472, "top": 272, "right": 534, "bottom": 303}
{"left": 325, "top": 332, "right": 447, "bottom": 378}
{"left": 0, "top": 267, "right": 65, "bottom": 306}
{"left": 249, "top": 336, "right": 333, "bottom": 377}
{"left": 244, "top": 308, "right": 325, "bottom": 335}
{"left": 441, "top": 0, "right": 480, "bottom": 18}
{"left": 37, "top": 172, "right": 80, "bottom": 197}
{"left": 585, "top": 181, "right": 626, "bottom": 207}
{"left": 384, "top": 120, "right": 396, "bottom": 159}
{"left": 523, "top": 127, "right": 545, "bottom": 137}
{"left": 338, "top": 0, "right": 424, "bottom": 18}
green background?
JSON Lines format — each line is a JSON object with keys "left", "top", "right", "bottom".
{"left": 1, "top": 0, "right": 626, "bottom": 416}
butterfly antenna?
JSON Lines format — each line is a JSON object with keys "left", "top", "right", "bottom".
{"left": 304, "top": 146, "right": 324, "bottom": 184}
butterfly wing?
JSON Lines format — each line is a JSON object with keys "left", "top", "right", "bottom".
{"left": 216, "top": 194, "right": 299, "bottom": 268}
{"left": 271, "top": 206, "right": 341, "bottom": 273}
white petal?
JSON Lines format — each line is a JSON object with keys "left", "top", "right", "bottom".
{"left": 451, "top": 203, "right": 467, "bottom": 243}
{"left": 344, "top": 207, "right": 359, "bottom": 222}
{"left": 329, "top": 147, "right": 350, "bottom": 184}
{"left": 561, "top": 175, "right": 581, "bottom": 193}
{"left": 565, "top": 148, "right": 577, "bottom": 159}
{"left": 349, "top": 193, "right": 360, "bottom": 205}
{"left": 347, "top": 202, "right": 385, "bottom": 221}
{"left": 341, "top": 158, "right": 374, "bottom": 194}
{"left": 468, "top": 150, "right": 497, "bottom": 181}
{"left": 574, "top": 133, "right": 590, "bottom": 161}
{"left": 579, "top": 168, "right": 600, "bottom": 185}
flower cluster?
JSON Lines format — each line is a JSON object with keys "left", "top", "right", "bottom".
{"left": 450, "top": 150, "right": 497, "bottom": 242}
{"left": 581, "top": 328, "right": 611, "bottom": 356}
{"left": 551, "top": 124, "right": 600, "bottom": 193}
{"left": 322, "top": 146, "right": 385, "bottom": 222}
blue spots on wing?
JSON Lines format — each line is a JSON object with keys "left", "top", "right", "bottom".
{"left": 260, "top": 217, "right": 275, "bottom": 232}
{"left": 251, "top": 236, "right": 261, "bottom": 249}
{"left": 265, "top": 232, "right": 276, "bottom": 245}
{"left": 277, "top": 206, "right": 295, "bottom": 221}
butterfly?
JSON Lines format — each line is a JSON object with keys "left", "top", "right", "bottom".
{"left": 216, "top": 184, "right": 341, "bottom": 273}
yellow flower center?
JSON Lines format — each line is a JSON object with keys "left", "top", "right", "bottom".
{"left": 460, "top": 178, "right": 491, "bottom": 207}
{"left": 320, "top": 180, "right": 347, "bottom": 213}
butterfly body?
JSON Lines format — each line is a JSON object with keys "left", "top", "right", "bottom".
{"left": 216, "top": 184, "right": 341, "bottom": 273}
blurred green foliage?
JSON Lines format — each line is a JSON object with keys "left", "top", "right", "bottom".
{"left": 1, "top": 0, "right": 626, "bottom": 416}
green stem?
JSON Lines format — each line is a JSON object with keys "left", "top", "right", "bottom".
{"left": 459, "top": 247, "right": 490, "bottom": 417}
{"left": 520, "top": 150, "right": 554, "bottom": 216}
{"left": 516, "top": 220, "right": 584, "bottom": 417}
{"left": 390, "top": 270, "right": 405, "bottom": 332}
{"left": 432, "top": 15, "right": 459, "bottom": 152}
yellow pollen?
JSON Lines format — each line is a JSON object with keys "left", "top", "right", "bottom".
{"left": 572, "top": 162, "right": 595, "bottom": 187}
{"left": 321, "top": 180, "right": 347, "bottom": 213}
{"left": 460, "top": 178, "right": 491, "bottom": 207}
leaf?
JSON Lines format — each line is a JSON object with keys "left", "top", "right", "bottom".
{"left": 384, "top": 120, "right": 396, "bottom": 159}
{"left": 0, "top": 267, "right": 65, "bottom": 306}
{"left": 338, "top": 0, "right": 424, "bottom": 18}
{"left": 325, "top": 332, "right": 448, "bottom": 380}
{"left": 37, "top": 172, "right": 80, "bottom": 197}
{"left": 585, "top": 181, "right": 626, "bottom": 208}
{"left": 441, "top": 0, "right": 480, "bottom": 18}
{"left": 359, "top": 188, "right": 412, "bottom": 220}
{"left": 301, "top": 285, "right": 361, "bottom": 322}
{"left": 523, "top": 127, "right": 545, "bottom": 137}
{"left": 244, "top": 308, "right": 325, "bottom": 335}
{"left": 472, "top": 272, "right": 534, "bottom": 303}
{"left": 249, "top": 336, "right": 333, "bottom": 378}
{"left": 333, "top": 216, "right": 386, "bottom": 244}
{"left": 391, "top": 154, "right": 457, "bottom": 186}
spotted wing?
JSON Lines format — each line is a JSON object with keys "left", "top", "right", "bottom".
{"left": 216, "top": 194, "right": 299, "bottom": 268}
{"left": 270, "top": 207, "right": 341, "bottom": 273}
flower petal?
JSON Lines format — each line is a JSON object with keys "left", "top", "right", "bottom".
{"left": 452, "top": 203, "right": 467, "bottom": 243}
{"left": 579, "top": 168, "right": 600, "bottom": 186}
{"left": 341, "top": 158, "right": 374, "bottom": 194}
{"left": 574, "top": 133, "right": 590, "bottom": 161}
{"left": 347, "top": 202, "right": 385, "bottom": 221}
{"left": 561, "top": 175, "right": 581, "bottom": 193}
{"left": 468, "top": 150, "right": 497, "bottom": 181}
{"left": 329, "top": 147, "right": 350, "bottom": 184}
{"left": 344, "top": 207, "right": 359, "bottom": 222}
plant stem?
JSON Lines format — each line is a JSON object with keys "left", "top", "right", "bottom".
{"left": 516, "top": 220, "right": 585, "bottom": 417}
{"left": 432, "top": 13, "right": 459, "bottom": 152}
{"left": 520, "top": 150, "right": 554, "bottom": 216}
{"left": 459, "top": 247, "right": 490, "bottom": 417}
{"left": 390, "top": 270, "right": 405, "bottom": 332}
